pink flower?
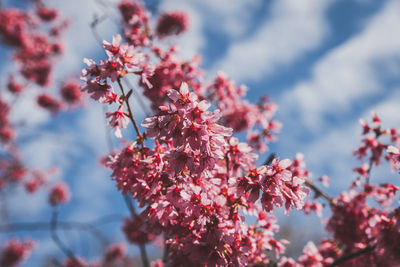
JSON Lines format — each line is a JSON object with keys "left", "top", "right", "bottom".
{"left": 387, "top": 146, "right": 400, "bottom": 173}
{"left": 7, "top": 75, "right": 24, "bottom": 94}
{"left": 106, "top": 106, "right": 129, "bottom": 138}
{"left": 122, "top": 216, "right": 155, "bottom": 245}
{"left": 102, "top": 34, "right": 122, "bottom": 58}
{"left": 156, "top": 12, "right": 188, "bottom": 38}
{"left": 60, "top": 82, "right": 82, "bottom": 104}
{"left": 0, "top": 239, "right": 36, "bottom": 267}
{"left": 37, "top": 94, "right": 61, "bottom": 113}
{"left": 49, "top": 182, "right": 71, "bottom": 206}
{"left": 103, "top": 243, "right": 126, "bottom": 263}
{"left": 36, "top": 7, "right": 58, "bottom": 22}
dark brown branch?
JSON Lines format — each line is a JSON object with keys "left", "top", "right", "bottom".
{"left": 122, "top": 77, "right": 152, "bottom": 116}
{"left": 163, "top": 240, "right": 170, "bottom": 264}
{"left": 225, "top": 154, "right": 230, "bottom": 179}
{"left": 117, "top": 78, "right": 143, "bottom": 141}
{"left": 0, "top": 214, "right": 121, "bottom": 245}
{"left": 263, "top": 153, "right": 276, "bottom": 166}
{"left": 123, "top": 194, "right": 150, "bottom": 267}
{"left": 305, "top": 180, "right": 335, "bottom": 206}
{"left": 326, "top": 244, "right": 376, "bottom": 267}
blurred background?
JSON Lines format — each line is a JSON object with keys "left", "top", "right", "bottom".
{"left": 1, "top": 0, "right": 400, "bottom": 265}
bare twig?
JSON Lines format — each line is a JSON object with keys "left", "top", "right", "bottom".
{"left": 163, "top": 240, "right": 170, "bottom": 264}
{"left": 263, "top": 153, "right": 276, "bottom": 166}
{"left": 0, "top": 214, "right": 122, "bottom": 246}
{"left": 122, "top": 77, "right": 152, "bottom": 116}
{"left": 123, "top": 194, "right": 150, "bottom": 267}
{"left": 51, "top": 258, "right": 64, "bottom": 267}
{"left": 117, "top": 77, "right": 143, "bottom": 141}
{"left": 305, "top": 180, "right": 335, "bottom": 206}
{"left": 90, "top": 13, "right": 108, "bottom": 46}
{"left": 326, "top": 244, "right": 376, "bottom": 267}
{"left": 365, "top": 158, "right": 374, "bottom": 185}
{"left": 225, "top": 154, "right": 230, "bottom": 179}
{"left": 102, "top": 105, "right": 114, "bottom": 150}
{"left": 0, "top": 191, "right": 10, "bottom": 230}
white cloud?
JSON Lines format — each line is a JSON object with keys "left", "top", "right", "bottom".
{"left": 298, "top": 88, "right": 400, "bottom": 193}
{"left": 280, "top": 0, "right": 400, "bottom": 131}
{"left": 191, "top": 0, "right": 263, "bottom": 38}
{"left": 214, "top": 0, "right": 332, "bottom": 82}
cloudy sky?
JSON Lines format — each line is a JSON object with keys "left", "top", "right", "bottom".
{"left": 2, "top": 0, "right": 400, "bottom": 265}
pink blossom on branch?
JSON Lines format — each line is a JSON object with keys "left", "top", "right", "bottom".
{"left": 49, "top": 182, "right": 71, "bottom": 206}
{"left": 106, "top": 106, "right": 129, "bottom": 138}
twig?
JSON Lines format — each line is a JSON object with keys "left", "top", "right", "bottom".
{"left": 90, "top": 13, "right": 108, "bottom": 46}
{"left": 305, "top": 180, "right": 335, "bottom": 206}
{"left": 263, "top": 153, "right": 276, "bottom": 166}
{"left": 0, "top": 191, "right": 10, "bottom": 230}
{"left": 102, "top": 105, "right": 114, "bottom": 150}
{"left": 123, "top": 194, "right": 150, "bottom": 267}
{"left": 117, "top": 77, "right": 143, "bottom": 141}
{"left": 225, "top": 154, "right": 230, "bottom": 179}
{"left": 50, "top": 207, "right": 83, "bottom": 267}
{"left": 365, "top": 157, "right": 374, "bottom": 185}
{"left": 0, "top": 215, "right": 121, "bottom": 246}
{"left": 326, "top": 244, "right": 376, "bottom": 267}
{"left": 51, "top": 258, "right": 64, "bottom": 267}
{"left": 122, "top": 77, "right": 152, "bottom": 116}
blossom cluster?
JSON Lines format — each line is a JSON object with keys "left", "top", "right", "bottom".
{"left": 0, "top": 239, "right": 36, "bottom": 267}
{"left": 104, "top": 81, "right": 308, "bottom": 265}
{"left": 0, "top": 2, "right": 83, "bottom": 115}
{"left": 0, "top": 0, "right": 399, "bottom": 266}
{"left": 276, "top": 113, "right": 400, "bottom": 267}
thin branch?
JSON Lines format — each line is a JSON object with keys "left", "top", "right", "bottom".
{"left": 122, "top": 77, "right": 152, "bottom": 116}
{"left": 51, "top": 258, "right": 64, "bottom": 267}
{"left": 263, "top": 153, "right": 276, "bottom": 166}
{"left": 102, "top": 105, "right": 114, "bottom": 150}
{"left": 0, "top": 217, "right": 120, "bottom": 246}
{"left": 163, "top": 240, "right": 170, "bottom": 264}
{"left": 123, "top": 194, "right": 137, "bottom": 219}
{"left": 365, "top": 157, "right": 374, "bottom": 185}
{"left": 305, "top": 180, "right": 335, "bottom": 206}
{"left": 123, "top": 194, "right": 150, "bottom": 267}
{"left": 326, "top": 244, "right": 376, "bottom": 267}
{"left": 117, "top": 77, "right": 143, "bottom": 141}
{"left": 225, "top": 154, "right": 230, "bottom": 180}
{"left": 50, "top": 207, "right": 83, "bottom": 267}
{"left": 90, "top": 13, "right": 108, "bottom": 46}
{"left": 0, "top": 191, "right": 10, "bottom": 230}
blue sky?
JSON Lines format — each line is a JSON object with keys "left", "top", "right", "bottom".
{"left": 2, "top": 0, "right": 400, "bottom": 265}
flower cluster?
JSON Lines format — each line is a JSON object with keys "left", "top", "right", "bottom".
{"left": 118, "top": 0, "right": 150, "bottom": 47}
{"left": 81, "top": 34, "right": 155, "bottom": 137}
{"left": 49, "top": 182, "right": 71, "bottom": 206}
{"left": 0, "top": 2, "right": 83, "bottom": 114}
{"left": 207, "top": 72, "right": 281, "bottom": 153}
{"left": 0, "top": 239, "right": 36, "bottom": 267}
{"left": 0, "top": 6, "right": 64, "bottom": 87}
{"left": 156, "top": 12, "right": 189, "bottom": 38}
{"left": 353, "top": 112, "right": 400, "bottom": 176}
{"left": 103, "top": 80, "right": 308, "bottom": 265}
{"left": 387, "top": 146, "right": 400, "bottom": 173}
{"left": 1, "top": 0, "right": 399, "bottom": 266}
{"left": 0, "top": 97, "right": 14, "bottom": 143}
